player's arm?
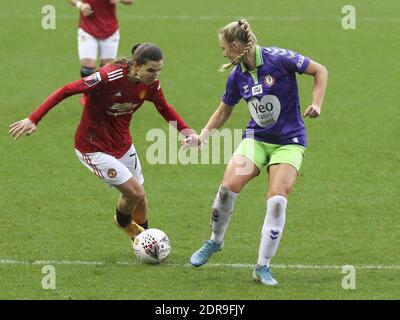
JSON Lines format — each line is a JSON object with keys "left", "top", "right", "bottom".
{"left": 182, "top": 101, "right": 234, "bottom": 149}
{"left": 68, "top": 0, "right": 93, "bottom": 16}
{"left": 150, "top": 87, "right": 194, "bottom": 137}
{"left": 9, "top": 79, "right": 85, "bottom": 140}
{"left": 199, "top": 101, "right": 234, "bottom": 142}
{"left": 303, "top": 60, "right": 328, "bottom": 118}
{"left": 9, "top": 72, "right": 106, "bottom": 140}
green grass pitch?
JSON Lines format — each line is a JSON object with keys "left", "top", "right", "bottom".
{"left": 0, "top": 0, "right": 399, "bottom": 300}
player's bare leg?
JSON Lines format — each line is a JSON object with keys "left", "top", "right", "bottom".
{"left": 131, "top": 195, "right": 148, "bottom": 228}
{"left": 267, "top": 163, "right": 298, "bottom": 198}
{"left": 114, "top": 177, "right": 147, "bottom": 238}
{"left": 220, "top": 154, "right": 260, "bottom": 193}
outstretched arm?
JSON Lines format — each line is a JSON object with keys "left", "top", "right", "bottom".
{"left": 9, "top": 82, "right": 80, "bottom": 140}
{"left": 303, "top": 60, "right": 328, "bottom": 118}
{"left": 199, "top": 101, "right": 234, "bottom": 141}
{"left": 150, "top": 88, "right": 194, "bottom": 137}
{"left": 182, "top": 101, "right": 234, "bottom": 149}
{"left": 9, "top": 72, "right": 105, "bottom": 140}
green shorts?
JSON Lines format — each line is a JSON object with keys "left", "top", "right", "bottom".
{"left": 234, "top": 138, "right": 306, "bottom": 173}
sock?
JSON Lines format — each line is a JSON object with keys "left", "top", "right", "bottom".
{"left": 210, "top": 186, "right": 238, "bottom": 245}
{"left": 116, "top": 208, "right": 132, "bottom": 228}
{"left": 139, "top": 220, "right": 148, "bottom": 229}
{"left": 257, "top": 195, "right": 287, "bottom": 267}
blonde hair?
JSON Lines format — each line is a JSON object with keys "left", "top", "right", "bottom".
{"left": 219, "top": 19, "right": 257, "bottom": 72}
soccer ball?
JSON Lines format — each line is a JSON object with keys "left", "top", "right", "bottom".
{"left": 132, "top": 228, "right": 171, "bottom": 264}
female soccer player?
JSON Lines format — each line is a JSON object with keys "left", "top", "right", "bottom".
{"left": 68, "top": 0, "right": 133, "bottom": 77}
{"left": 10, "top": 43, "right": 193, "bottom": 241}
{"left": 183, "top": 19, "right": 328, "bottom": 286}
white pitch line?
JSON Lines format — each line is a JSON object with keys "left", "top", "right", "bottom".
{"left": 0, "top": 14, "right": 399, "bottom": 23}
{"left": 1, "top": 259, "right": 400, "bottom": 270}
{"left": 0, "top": 259, "right": 104, "bottom": 266}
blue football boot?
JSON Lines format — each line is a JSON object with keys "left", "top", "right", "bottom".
{"left": 253, "top": 265, "right": 278, "bottom": 286}
{"left": 190, "top": 240, "right": 222, "bottom": 267}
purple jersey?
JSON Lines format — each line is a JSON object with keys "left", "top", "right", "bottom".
{"left": 222, "top": 46, "right": 310, "bottom": 146}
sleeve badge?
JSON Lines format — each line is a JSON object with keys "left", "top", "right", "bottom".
{"left": 83, "top": 72, "right": 102, "bottom": 87}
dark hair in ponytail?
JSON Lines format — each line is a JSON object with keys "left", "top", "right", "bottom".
{"left": 111, "top": 43, "right": 163, "bottom": 82}
{"left": 131, "top": 43, "right": 141, "bottom": 55}
{"left": 131, "top": 43, "right": 163, "bottom": 65}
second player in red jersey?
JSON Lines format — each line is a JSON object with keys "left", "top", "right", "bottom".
{"left": 10, "top": 43, "right": 194, "bottom": 244}
{"left": 68, "top": 0, "right": 134, "bottom": 85}
{"left": 78, "top": 0, "right": 120, "bottom": 39}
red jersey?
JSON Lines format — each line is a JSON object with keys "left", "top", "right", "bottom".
{"left": 29, "top": 64, "right": 192, "bottom": 159}
{"left": 79, "top": 0, "right": 119, "bottom": 39}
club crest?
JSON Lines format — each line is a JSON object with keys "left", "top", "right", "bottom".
{"left": 264, "top": 75, "right": 275, "bottom": 87}
{"left": 107, "top": 168, "right": 117, "bottom": 178}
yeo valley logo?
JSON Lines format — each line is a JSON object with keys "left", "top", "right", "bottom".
{"left": 247, "top": 95, "right": 281, "bottom": 128}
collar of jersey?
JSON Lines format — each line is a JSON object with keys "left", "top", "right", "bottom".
{"left": 240, "top": 45, "right": 263, "bottom": 73}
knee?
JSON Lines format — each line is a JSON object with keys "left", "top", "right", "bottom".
{"left": 221, "top": 180, "right": 246, "bottom": 195}
{"left": 131, "top": 188, "right": 146, "bottom": 204}
{"left": 136, "top": 189, "right": 146, "bottom": 203}
{"left": 267, "top": 188, "right": 290, "bottom": 199}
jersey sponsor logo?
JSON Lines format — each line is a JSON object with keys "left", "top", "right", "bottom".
{"left": 108, "top": 103, "right": 140, "bottom": 116}
{"left": 110, "top": 102, "right": 139, "bottom": 111}
{"left": 248, "top": 94, "right": 281, "bottom": 128}
{"left": 107, "top": 168, "right": 117, "bottom": 178}
{"left": 264, "top": 75, "right": 275, "bottom": 87}
{"left": 243, "top": 85, "right": 249, "bottom": 93}
{"left": 107, "top": 68, "right": 123, "bottom": 82}
{"left": 251, "top": 84, "right": 263, "bottom": 96}
{"left": 83, "top": 72, "right": 102, "bottom": 87}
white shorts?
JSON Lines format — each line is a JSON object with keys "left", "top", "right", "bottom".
{"left": 75, "top": 144, "right": 144, "bottom": 186}
{"left": 77, "top": 28, "right": 120, "bottom": 60}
